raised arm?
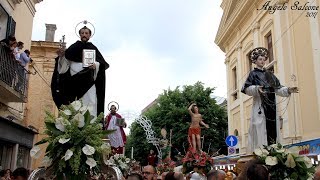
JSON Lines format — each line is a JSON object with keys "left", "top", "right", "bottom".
{"left": 188, "top": 103, "right": 196, "bottom": 115}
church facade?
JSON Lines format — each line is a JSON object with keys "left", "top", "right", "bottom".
{"left": 215, "top": 0, "right": 320, "bottom": 159}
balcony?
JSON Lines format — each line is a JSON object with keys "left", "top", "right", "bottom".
{"left": 0, "top": 44, "right": 28, "bottom": 103}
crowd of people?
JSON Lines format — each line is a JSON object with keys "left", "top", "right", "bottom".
{"left": 0, "top": 168, "right": 29, "bottom": 180}
{"left": 0, "top": 35, "right": 32, "bottom": 93}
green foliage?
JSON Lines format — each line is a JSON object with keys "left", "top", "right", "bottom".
{"left": 125, "top": 82, "right": 227, "bottom": 165}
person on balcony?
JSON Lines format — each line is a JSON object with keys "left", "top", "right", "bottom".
{"left": 15, "top": 50, "right": 31, "bottom": 92}
{"left": 14, "top": 41, "right": 24, "bottom": 60}
{"left": 51, "top": 26, "right": 109, "bottom": 117}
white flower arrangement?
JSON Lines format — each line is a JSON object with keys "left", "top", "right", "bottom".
{"left": 254, "top": 143, "right": 315, "bottom": 180}
{"left": 29, "top": 100, "right": 114, "bottom": 179}
{"left": 105, "top": 153, "right": 132, "bottom": 175}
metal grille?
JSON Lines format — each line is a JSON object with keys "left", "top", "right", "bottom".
{"left": 0, "top": 43, "right": 28, "bottom": 98}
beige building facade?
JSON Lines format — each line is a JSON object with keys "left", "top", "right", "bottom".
{"left": 215, "top": 0, "right": 320, "bottom": 155}
{"left": 27, "top": 31, "right": 60, "bottom": 168}
{"left": 0, "top": 0, "right": 43, "bottom": 171}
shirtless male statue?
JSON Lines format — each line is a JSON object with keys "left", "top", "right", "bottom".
{"left": 188, "top": 102, "right": 209, "bottom": 152}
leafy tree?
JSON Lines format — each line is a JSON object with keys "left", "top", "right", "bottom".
{"left": 125, "top": 82, "right": 228, "bottom": 165}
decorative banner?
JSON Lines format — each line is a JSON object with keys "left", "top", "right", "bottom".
{"left": 286, "top": 138, "right": 320, "bottom": 156}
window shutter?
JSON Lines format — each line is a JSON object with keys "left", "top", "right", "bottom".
{"left": 6, "top": 16, "right": 16, "bottom": 38}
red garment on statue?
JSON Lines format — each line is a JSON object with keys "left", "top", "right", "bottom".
{"left": 105, "top": 113, "right": 127, "bottom": 146}
{"left": 188, "top": 127, "right": 201, "bottom": 147}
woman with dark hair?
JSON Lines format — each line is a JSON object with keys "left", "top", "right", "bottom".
{"left": 247, "top": 163, "right": 270, "bottom": 180}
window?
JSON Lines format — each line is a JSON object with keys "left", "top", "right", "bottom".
{"left": 266, "top": 33, "right": 274, "bottom": 64}
{"left": 231, "top": 66, "right": 238, "bottom": 100}
{"left": 232, "top": 66, "right": 237, "bottom": 90}
{"left": 246, "top": 52, "right": 252, "bottom": 72}
{"left": 0, "top": 5, "right": 9, "bottom": 40}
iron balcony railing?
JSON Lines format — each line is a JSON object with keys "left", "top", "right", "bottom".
{"left": 0, "top": 43, "right": 28, "bottom": 101}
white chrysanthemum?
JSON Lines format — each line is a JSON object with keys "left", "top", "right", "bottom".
{"left": 265, "top": 156, "right": 278, "bottom": 166}
{"left": 55, "top": 117, "right": 70, "bottom": 132}
{"left": 285, "top": 154, "right": 296, "bottom": 168}
{"left": 58, "top": 138, "right": 70, "bottom": 144}
{"left": 64, "top": 149, "right": 73, "bottom": 161}
{"left": 41, "top": 156, "right": 52, "bottom": 167}
{"left": 86, "top": 158, "right": 97, "bottom": 169}
{"left": 82, "top": 144, "right": 95, "bottom": 155}
{"left": 71, "top": 100, "right": 82, "bottom": 111}
{"left": 30, "top": 146, "right": 41, "bottom": 159}
{"left": 287, "top": 146, "right": 300, "bottom": 155}
{"left": 90, "top": 116, "right": 97, "bottom": 124}
{"left": 63, "top": 109, "right": 72, "bottom": 116}
{"left": 72, "top": 113, "right": 85, "bottom": 128}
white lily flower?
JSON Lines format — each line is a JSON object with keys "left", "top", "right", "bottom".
{"left": 90, "top": 116, "right": 97, "bottom": 124}
{"left": 287, "top": 146, "right": 300, "bottom": 155}
{"left": 125, "top": 158, "right": 130, "bottom": 163}
{"left": 64, "top": 149, "right": 73, "bottom": 161}
{"left": 107, "top": 158, "right": 115, "bottom": 165}
{"left": 58, "top": 138, "right": 71, "bottom": 144}
{"left": 72, "top": 113, "right": 85, "bottom": 128}
{"left": 119, "top": 161, "right": 127, "bottom": 170}
{"left": 71, "top": 100, "right": 82, "bottom": 111}
{"left": 82, "top": 144, "right": 95, "bottom": 155}
{"left": 276, "top": 148, "right": 286, "bottom": 153}
{"left": 265, "top": 156, "right": 278, "bottom": 166}
{"left": 30, "top": 146, "right": 41, "bottom": 159}
{"left": 55, "top": 117, "right": 70, "bottom": 132}
{"left": 63, "top": 109, "right": 72, "bottom": 116}
{"left": 86, "top": 157, "right": 97, "bottom": 169}
{"left": 254, "top": 148, "right": 269, "bottom": 156}
{"left": 79, "top": 104, "right": 89, "bottom": 113}
{"left": 41, "top": 156, "right": 52, "bottom": 167}
{"left": 303, "top": 156, "right": 313, "bottom": 168}
{"left": 285, "top": 154, "right": 296, "bottom": 168}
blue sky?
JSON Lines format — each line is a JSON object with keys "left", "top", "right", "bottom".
{"left": 32, "top": 0, "right": 227, "bottom": 125}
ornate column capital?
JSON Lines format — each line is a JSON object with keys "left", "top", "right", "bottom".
{"left": 251, "top": 21, "right": 260, "bottom": 31}
{"left": 236, "top": 43, "right": 242, "bottom": 51}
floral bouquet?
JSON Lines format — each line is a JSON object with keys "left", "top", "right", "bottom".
{"left": 105, "top": 153, "right": 132, "bottom": 175}
{"left": 30, "top": 100, "right": 114, "bottom": 180}
{"left": 157, "top": 157, "right": 176, "bottom": 174}
{"left": 254, "top": 143, "right": 315, "bottom": 180}
{"left": 182, "top": 148, "right": 213, "bottom": 175}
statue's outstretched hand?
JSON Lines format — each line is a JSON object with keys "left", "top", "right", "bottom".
{"left": 204, "top": 124, "right": 209, "bottom": 129}
{"left": 288, "top": 87, "right": 299, "bottom": 93}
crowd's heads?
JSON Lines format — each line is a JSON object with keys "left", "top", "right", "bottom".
{"left": 206, "top": 169, "right": 226, "bottom": 180}
{"left": 161, "top": 172, "right": 184, "bottom": 180}
{"left": 12, "top": 167, "right": 29, "bottom": 180}
{"left": 142, "top": 165, "right": 157, "bottom": 180}
{"left": 127, "top": 173, "right": 143, "bottom": 180}
{"left": 246, "top": 162, "right": 269, "bottom": 180}
{"left": 314, "top": 165, "right": 320, "bottom": 180}
{"left": 79, "top": 26, "right": 92, "bottom": 42}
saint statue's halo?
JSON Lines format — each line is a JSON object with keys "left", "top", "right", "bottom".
{"left": 75, "top": 20, "right": 96, "bottom": 38}
{"left": 108, "top": 101, "right": 119, "bottom": 112}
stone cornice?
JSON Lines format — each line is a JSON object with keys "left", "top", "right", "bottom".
{"left": 31, "top": 41, "right": 60, "bottom": 49}
{"left": 215, "top": 0, "right": 255, "bottom": 52}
